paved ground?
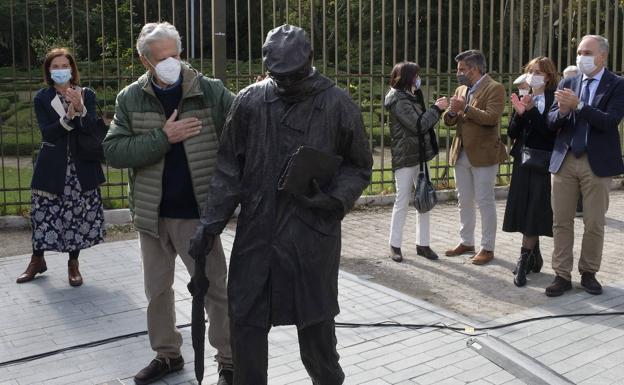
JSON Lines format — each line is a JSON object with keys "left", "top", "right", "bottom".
{"left": 1, "top": 190, "right": 624, "bottom": 384}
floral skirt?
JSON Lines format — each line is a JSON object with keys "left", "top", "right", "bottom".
{"left": 31, "top": 156, "right": 105, "bottom": 252}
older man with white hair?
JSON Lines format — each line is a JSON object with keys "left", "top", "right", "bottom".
{"left": 547, "top": 34, "right": 624, "bottom": 297}
{"left": 103, "top": 22, "right": 234, "bottom": 385}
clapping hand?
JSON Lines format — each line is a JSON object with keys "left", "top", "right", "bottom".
{"left": 449, "top": 95, "right": 466, "bottom": 114}
{"left": 65, "top": 87, "right": 83, "bottom": 114}
{"left": 554, "top": 88, "right": 579, "bottom": 115}
{"left": 434, "top": 97, "right": 449, "bottom": 110}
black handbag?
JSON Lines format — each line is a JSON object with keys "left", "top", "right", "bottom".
{"left": 520, "top": 129, "right": 551, "bottom": 173}
{"left": 74, "top": 102, "right": 108, "bottom": 162}
{"left": 412, "top": 117, "right": 437, "bottom": 213}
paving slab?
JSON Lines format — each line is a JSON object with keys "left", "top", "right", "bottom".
{"left": 1, "top": 190, "right": 624, "bottom": 384}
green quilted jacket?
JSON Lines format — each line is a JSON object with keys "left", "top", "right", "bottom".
{"left": 102, "top": 63, "right": 234, "bottom": 237}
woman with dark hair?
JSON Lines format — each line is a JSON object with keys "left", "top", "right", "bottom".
{"left": 503, "top": 56, "right": 559, "bottom": 287}
{"left": 384, "top": 61, "right": 448, "bottom": 262}
{"left": 16, "top": 47, "right": 105, "bottom": 286}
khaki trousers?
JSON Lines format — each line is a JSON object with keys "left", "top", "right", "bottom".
{"left": 454, "top": 150, "right": 499, "bottom": 251}
{"left": 551, "top": 153, "right": 611, "bottom": 281}
{"left": 138, "top": 218, "right": 232, "bottom": 364}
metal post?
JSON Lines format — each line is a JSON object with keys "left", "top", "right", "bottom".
{"left": 191, "top": 0, "right": 195, "bottom": 59}
{"left": 212, "top": 0, "right": 227, "bottom": 81}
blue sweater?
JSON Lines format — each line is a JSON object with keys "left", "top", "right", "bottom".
{"left": 152, "top": 78, "right": 199, "bottom": 219}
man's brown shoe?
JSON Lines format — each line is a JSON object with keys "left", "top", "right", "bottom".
{"left": 445, "top": 243, "right": 475, "bottom": 256}
{"left": 68, "top": 259, "right": 83, "bottom": 287}
{"left": 545, "top": 275, "right": 573, "bottom": 297}
{"left": 16, "top": 255, "right": 47, "bottom": 283}
{"left": 134, "top": 355, "right": 184, "bottom": 385}
{"left": 471, "top": 249, "right": 494, "bottom": 265}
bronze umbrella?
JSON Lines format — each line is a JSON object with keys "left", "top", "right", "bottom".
{"left": 187, "top": 253, "right": 209, "bottom": 385}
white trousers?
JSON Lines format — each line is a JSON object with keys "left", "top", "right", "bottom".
{"left": 454, "top": 150, "right": 499, "bottom": 251}
{"left": 389, "top": 165, "right": 431, "bottom": 248}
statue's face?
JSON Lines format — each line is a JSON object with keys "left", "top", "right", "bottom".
{"left": 268, "top": 63, "right": 311, "bottom": 90}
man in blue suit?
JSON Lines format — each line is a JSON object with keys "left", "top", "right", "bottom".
{"left": 546, "top": 35, "right": 624, "bottom": 297}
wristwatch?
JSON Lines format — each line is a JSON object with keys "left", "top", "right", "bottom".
{"left": 576, "top": 101, "right": 585, "bottom": 112}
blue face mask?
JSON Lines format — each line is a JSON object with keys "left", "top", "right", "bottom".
{"left": 50, "top": 68, "right": 72, "bottom": 85}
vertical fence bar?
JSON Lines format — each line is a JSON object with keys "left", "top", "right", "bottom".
{"left": 489, "top": 0, "right": 493, "bottom": 78}
{"left": 415, "top": 0, "right": 419, "bottom": 64}
{"left": 234, "top": 0, "right": 239, "bottom": 89}
{"left": 498, "top": 0, "right": 503, "bottom": 74}
{"left": 557, "top": 0, "right": 562, "bottom": 68}
{"left": 519, "top": 0, "right": 524, "bottom": 70}
{"left": 586, "top": 0, "right": 591, "bottom": 35}
{"left": 347, "top": 0, "right": 351, "bottom": 91}
{"left": 247, "top": 0, "right": 252, "bottom": 80}
{"left": 479, "top": 0, "right": 484, "bottom": 51}
{"left": 199, "top": 0, "right": 203, "bottom": 72}
{"left": 459, "top": 0, "right": 463, "bottom": 52}
{"left": 322, "top": 0, "right": 327, "bottom": 73}
{"left": 335, "top": 0, "right": 338, "bottom": 80}
{"left": 469, "top": 0, "right": 473, "bottom": 49}
{"left": 369, "top": 0, "right": 374, "bottom": 189}
{"left": 509, "top": 0, "right": 513, "bottom": 74}
{"left": 403, "top": 0, "right": 408, "bottom": 61}
{"left": 392, "top": 0, "right": 396, "bottom": 66}
{"left": 548, "top": 0, "right": 553, "bottom": 58}
{"left": 272, "top": 0, "right": 276, "bottom": 27}
{"left": 595, "top": 0, "right": 600, "bottom": 35}
{"left": 212, "top": 0, "right": 226, "bottom": 81}
{"left": 529, "top": 0, "right": 534, "bottom": 57}
{"left": 613, "top": 2, "right": 619, "bottom": 71}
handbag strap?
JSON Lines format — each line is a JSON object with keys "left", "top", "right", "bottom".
{"left": 416, "top": 111, "right": 430, "bottom": 180}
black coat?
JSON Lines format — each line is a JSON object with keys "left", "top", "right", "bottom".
{"left": 199, "top": 71, "right": 373, "bottom": 329}
{"left": 503, "top": 90, "right": 556, "bottom": 236}
{"left": 31, "top": 87, "right": 105, "bottom": 195}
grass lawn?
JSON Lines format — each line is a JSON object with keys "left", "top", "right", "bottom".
{"left": 0, "top": 165, "right": 130, "bottom": 215}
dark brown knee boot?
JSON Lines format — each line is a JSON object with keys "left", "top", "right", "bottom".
{"left": 68, "top": 259, "right": 83, "bottom": 287}
{"left": 16, "top": 255, "right": 47, "bottom": 283}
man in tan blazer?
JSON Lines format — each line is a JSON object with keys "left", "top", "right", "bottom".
{"left": 443, "top": 50, "right": 507, "bottom": 265}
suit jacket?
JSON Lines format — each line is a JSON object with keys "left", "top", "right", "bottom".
{"left": 31, "top": 86, "right": 105, "bottom": 195}
{"left": 508, "top": 89, "right": 556, "bottom": 158}
{"left": 547, "top": 69, "right": 624, "bottom": 177}
{"left": 443, "top": 74, "right": 508, "bottom": 166}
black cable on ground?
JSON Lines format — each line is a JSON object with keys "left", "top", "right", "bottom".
{"left": 1, "top": 311, "right": 622, "bottom": 368}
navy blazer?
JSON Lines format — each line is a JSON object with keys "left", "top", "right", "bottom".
{"left": 547, "top": 69, "right": 624, "bottom": 177}
{"left": 31, "top": 86, "right": 105, "bottom": 195}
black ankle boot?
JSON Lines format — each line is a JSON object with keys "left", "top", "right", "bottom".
{"left": 514, "top": 248, "right": 532, "bottom": 287}
{"left": 531, "top": 239, "right": 543, "bottom": 273}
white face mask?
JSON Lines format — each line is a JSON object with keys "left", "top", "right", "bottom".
{"left": 518, "top": 88, "right": 530, "bottom": 97}
{"left": 150, "top": 56, "right": 181, "bottom": 85}
{"left": 413, "top": 77, "right": 422, "bottom": 90}
{"left": 527, "top": 74, "right": 545, "bottom": 89}
{"left": 576, "top": 55, "right": 597, "bottom": 76}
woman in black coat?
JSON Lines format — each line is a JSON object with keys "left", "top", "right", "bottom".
{"left": 16, "top": 48, "right": 105, "bottom": 286}
{"left": 503, "top": 57, "right": 559, "bottom": 287}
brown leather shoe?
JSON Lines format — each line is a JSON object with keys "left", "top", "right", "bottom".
{"left": 16, "top": 255, "right": 47, "bottom": 283}
{"left": 68, "top": 259, "right": 83, "bottom": 287}
{"left": 445, "top": 243, "right": 475, "bottom": 256}
{"left": 471, "top": 249, "right": 494, "bottom": 265}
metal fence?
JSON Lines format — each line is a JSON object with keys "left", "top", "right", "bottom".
{"left": 1, "top": 0, "right": 624, "bottom": 215}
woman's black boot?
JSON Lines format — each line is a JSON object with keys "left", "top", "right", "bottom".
{"left": 531, "top": 239, "right": 543, "bottom": 273}
{"left": 514, "top": 248, "right": 532, "bottom": 287}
